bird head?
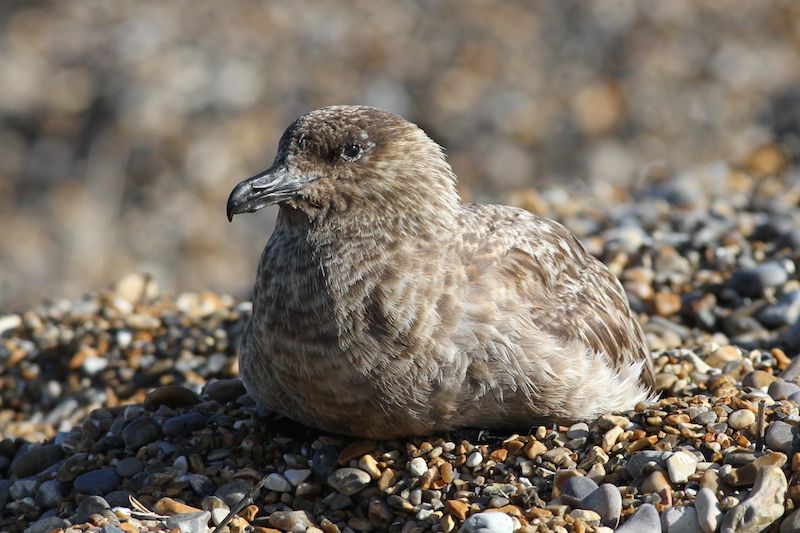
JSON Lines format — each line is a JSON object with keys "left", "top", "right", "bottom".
{"left": 226, "top": 105, "right": 458, "bottom": 227}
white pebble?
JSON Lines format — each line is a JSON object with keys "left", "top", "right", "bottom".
{"left": 466, "top": 451, "right": 483, "bottom": 468}
{"left": 409, "top": 457, "right": 428, "bottom": 477}
{"left": 264, "top": 473, "right": 292, "bottom": 492}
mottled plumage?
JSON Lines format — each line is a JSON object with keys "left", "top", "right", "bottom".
{"left": 227, "top": 105, "right": 656, "bottom": 438}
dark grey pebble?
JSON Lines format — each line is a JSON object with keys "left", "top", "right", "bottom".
{"left": 202, "top": 378, "right": 246, "bottom": 403}
{"left": 616, "top": 503, "right": 661, "bottom": 533}
{"left": 163, "top": 412, "right": 208, "bottom": 437}
{"left": 766, "top": 420, "right": 795, "bottom": 455}
{"left": 73, "top": 467, "right": 121, "bottom": 495}
{"left": 10, "top": 478, "right": 39, "bottom": 499}
{"left": 729, "top": 261, "right": 788, "bottom": 297}
{"left": 560, "top": 475, "right": 599, "bottom": 506}
{"left": 105, "top": 490, "right": 134, "bottom": 508}
{"left": 215, "top": 480, "right": 252, "bottom": 508}
{"left": 9, "top": 443, "right": 64, "bottom": 478}
{"left": 327, "top": 467, "right": 372, "bottom": 496}
{"left": 35, "top": 479, "right": 63, "bottom": 509}
{"left": 143, "top": 384, "right": 200, "bottom": 410}
{"left": 768, "top": 379, "right": 800, "bottom": 400}
{"left": 692, "top": 410, "right": 718, "bottom": 425}
{"left": 626, "top": 451, "right": 672, "bottom": 478}
{"left": 757, "top": 290, "right": 800, "bottom": 328}
{"left": 122, "top": 416, "right": 162, "bottom": 450}
{"left": 0, "top": 479, "right": 12, "bottom": 508}
{"left": 70, "top": 495, "right": 111, "bottom": 523}
{"left": 22, "top": 516, "right": 69, "bottom": 533}
{"left": 115, "top": 456, "right": 143, "bottom": 478}
{"left": 188, "top": 473, "right": 216, "bottom": 497}
{"left": 312, "top": 445, "right": 339, "bottom": 481}
{"left": 580, "top": 483, "right": 622, "bottom": 527}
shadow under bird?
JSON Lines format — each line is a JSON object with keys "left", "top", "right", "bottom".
{"left": 227, "top": 105, "right": 656, "bottom": 439}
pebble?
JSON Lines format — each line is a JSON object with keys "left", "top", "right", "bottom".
{"left": 327, "top": 467, "right": 372, "bottom": 495}
{"left": 202, "top": 378, "right": 246, "bottom": 403}
{"left": 269, "top": 510, "right": 316, "bottom": 532}
{"left": 559, "top": 475, "right": 599, "bottom": 506}
{"left": 728, "top": 409, "right": 756, "bottom": 430}
{"left": 115, "top": 457, "right": 143, "bottom": 478}
{"left": 409, "top": 457, "right": 427, "bottom": 477}
{"left": 122, "top": 416, "right": 162, "bottom": 450}
{"left": 73, "top": 467, "right": 121, "bottom": 495}
{"left": 466, "top": 451, "right": 483, "bottom": 468}
{"left": 695, "top": 487, "right": 722, "bottom": 533}
{"left": 70, "top": 495, "right": 112, "bottom": 524}
{"left": 728, "top": 262, "right": 788, "bottom": 297}
{"left": 721, "top": 466, "right": 786, "bottom": 533}
{"left": 34, "top": 479, "right": 62, "bottom": 509}
{"left": 162, "top": 412, "right": 208, "bottom": 437}
{"left": 460, "top": 511, "right": 514, "bottom": 533}
{"left": 284, "top": 468, "right": 312, "bottom": 487}
{"left": 164, "top": 511, "right": 211, "bottom": 533}
{"left": 579, "top": 483, "right": 621, "bottom": 527}
{"left": 9, "top": 444, "right": 64, "bottom": 478}
{"left": 264, "top": 473, "right": 292, "bottom": 492}
{"left": 566, "top": 422, "right": 590, "bottom": 440}
{"left": 666, "top": 450, "right": 698, "bottom": 484}
{"left": 768, "top": 379, "right": 800, "bottom": 400}
{"left": 615, "top": 504, "right": 661, "bottom": 533}
{"left": 765, "top": 421, "right": 794, "bottom": 454}
{"left": 215, "top": 480, "right": 252, "bottom": 508}
{"left": 662, "top": 505, "right": 704, "bottom": 533}
{"left": 780, "top": 508, "right": 800, "bottom": 533}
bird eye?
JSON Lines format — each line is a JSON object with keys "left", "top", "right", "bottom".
{"left": 341, "top": 143, "right": 363, "bottom": 162}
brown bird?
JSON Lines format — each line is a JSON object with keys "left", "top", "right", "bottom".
{"left": 227, "top": 105, "right": 656, "bottom": 439}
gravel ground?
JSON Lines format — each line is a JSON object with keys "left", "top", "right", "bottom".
{"left": 3, "top": 148, "right": 800, "bottom": 532}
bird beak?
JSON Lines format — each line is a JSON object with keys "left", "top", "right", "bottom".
{"left": 227, "top": 166, "right": 314, "bottom": 221}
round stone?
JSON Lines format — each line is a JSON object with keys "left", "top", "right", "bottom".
{"left": 666, "top": 451, "right": 698, "bottom": 484}
{"left": 73, "top": 467, "right": 121, "bottom": 495}
{"left": 616, "top": 503, "right": 661, "bottom": 533}
{"left": 765, "top": 421, "right": 794, "bottom": 455}
{"left": 461, "top": 511, "right": 514, "bottom": 533}
{"left": 9, "top": 444, "right": 64, "bottom": 478}
{"left": 144, "top": 385, "right": 200, "bottom": 410}
{"left": 162, "top": 412, "right": 208, "bottom": 437}
{"left": 409, "top": 457, "right": 427, "bottom": 477}
{"left": 728, "top": 409, "right": 756, "bottom": 430}
{"left": 115, "top": 457, "right": 143, "bottom": 478}
{"left": 560, "top": 475, "right": 599, "bottom": 506}
{"left": 662, "top": 505, "right": 703, "bottom": 533}
{"left": 327, "top": 467, "right": 371, "bottom": 495}
{"left": 580, "top": 483, "right": 622, "bottom": 528}
{"left": 695, "top": 487, "right": 722, "bottom": 533}
{"left": 264, "top": 473, "right": 292, "bottom": 492}
{"left": 465, "top": 451, "right": 483, "bottom": 468}
{"left": 122, "top": 416, "right": 162, "bottom": 450}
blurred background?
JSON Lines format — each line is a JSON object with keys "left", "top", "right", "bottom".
{"left": 2, "top": 0, "right": 800, "bottom": 310}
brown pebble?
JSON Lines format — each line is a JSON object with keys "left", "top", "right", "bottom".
{"left": 439, "top": 462, "right": 454, "bottom": 483}
{"left": 337, "top": 440, "right": 376, "bottom": 465}
{"left": 154, "top": 497, "right": 202, "bottom": 515}
{"left": 446, "top": 500, "right": 469, "bottom": 521}
{"left": 240, "top": 504, "right": 259, "bottom": 522}
{"left": 525, "top": 440, "right": 547, "bottom": 459}
{"left": 378, "top": 468, "right": 396, "bottom": 491}
{"left": 143, "top": 385, "right": 200, "bottom": 410}
{"left": 653, "top": 291, "right": 681, "bottom": 316}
